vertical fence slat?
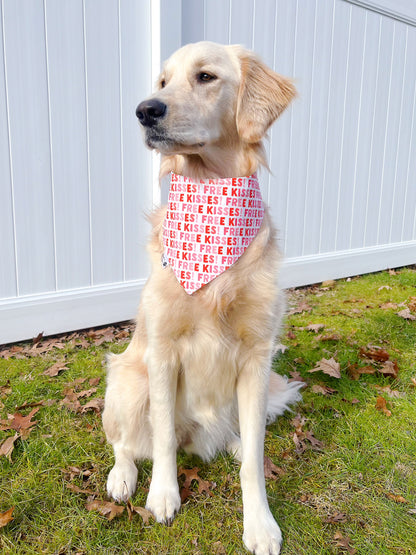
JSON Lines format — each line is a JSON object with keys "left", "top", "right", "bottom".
{"left": 44, "top": 0, "right": 91, "bottom": 290}
{"left": 3, "top": 0, "right": 56, "bottom": 296}
{"left": 0, "top": 1, "right": 16, "bottom": 299}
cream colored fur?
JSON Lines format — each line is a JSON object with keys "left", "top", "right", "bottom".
{"left": 103, "top": 41, "right": 301, "bottom": 555}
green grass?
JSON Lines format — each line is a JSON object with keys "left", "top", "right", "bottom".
{"left": 1, "top": 268, "right": 415, "bottom": 554}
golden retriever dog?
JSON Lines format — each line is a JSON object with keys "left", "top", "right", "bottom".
{"left": 103, "top": 41, "right": 302, "bottom": 555}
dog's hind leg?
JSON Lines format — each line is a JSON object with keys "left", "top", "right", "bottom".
{"left": 103, "top": 344, "right": 151, "bottom": 502}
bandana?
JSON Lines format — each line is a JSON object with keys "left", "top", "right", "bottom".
{"left": 162, "top": 172, "right": 264, "bottom": 294}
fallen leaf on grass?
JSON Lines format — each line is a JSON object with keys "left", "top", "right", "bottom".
{"left": 322, "top": 279, "right": 336, "bottom": 288}
{"left": 309, "top": 358, "right": 341, "bottom": 379}
{"left": 375, "top": 396, "right": 392, "bottom": 417}
{"left": 85, "top": 500, "right": 124, "bottom": 521}
{"left": 0, "top": 507, "right": 14, "bottom": 527}
{"left": 66, "top": 483, "right": 96, "bottom": 496}
{"left": 324, "top": 511, "right": 347, "bottom": 524}
{"left": 359, "top": 346, "right": 389, "bottom": 362}
{"left": 212, "top": 541, "right": 227, "bottom": 554}
{"left": 386, "top": 493, "right": 407, "bottom": 504}
{"left": 126, "top": 501, "right": 154, "bottom": 524}
{"left": 0, "top": 380, "right": 12, "bottom": 396}
{"left": 76, "top": 387, "right": 97, "bottom": 399}
{"left": 43, "top": 360, "right": 68, "bottom": 377}
{"left": 81, "top": 398, "right": 104, "bottom": 414}
{"left": 178, "top": 467, "right": 216, "bottom": 502}
{"left": 264, "top": 456, "right": 285, "bottom": 480}
{"left": 306, "top": 324, "right": 325, "bottom": 333}
{"left": 0, "top": 407, "right": 40, "bottom": 439}
{"left": 397, "top": 308, "right": 416, "bottom": 321}
{"left": 373, "top": 385, "right": 404, "bottom": 398}
{"left": 288, "top": 301, "right": 313, "bottom": 315}
{"left": 379, "top": 360, "right": 399, "bottom": 379}
{"left": 311, "top": 384, "right": 338, "bottom": 395}
{"left": 287, "top": 329, "right": 296, "bottom": 340}
{"left": 317, "top": 333, "right": 342, "bottom": 342}
{"left": 60, "top": 389, "right": 82, "bottom": 413}
{"left": 288, "top": 371, "right": 308, "bottom": 384}
{"left": 332, "top": 532, "right": 357, "bottom": 554}
{"left": 379, "top": 302, "right": 398, "bottom": 310}
{"left": 347, "top": 364, "right": 377, "bottom": 381}
{"left": 0, "top": 433, "right": 19, "bottom": 462}
{"left": 292, "top": 415, "right": 324, "bottom": 454}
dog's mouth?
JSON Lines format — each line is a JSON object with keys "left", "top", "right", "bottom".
{"left": 144, "top": 128, "right": 206, "bottom": 152}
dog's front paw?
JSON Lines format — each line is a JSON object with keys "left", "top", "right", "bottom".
{"left": 243, "top": 511, "right": 282, "bottom": 555}
{"left": 145, "top": 480, "right": 181, "bottom": 525}
{"left": 107, "top": 459, "right": 138, "bottom": 502}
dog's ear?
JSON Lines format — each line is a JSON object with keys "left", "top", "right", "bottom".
{"left": 235, "top": 50, "right": 296, "bottom": 143}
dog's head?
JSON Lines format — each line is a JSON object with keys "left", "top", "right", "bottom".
{"left": 136, "top": 41, "right": 296, "bottom": 156}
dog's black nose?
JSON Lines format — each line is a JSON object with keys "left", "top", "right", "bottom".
{"left": 136, "top": 99, "right": 167, "bottom": 127}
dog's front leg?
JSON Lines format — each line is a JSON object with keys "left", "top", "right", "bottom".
{"left": 145, "top": 348, "right": 181, "bottom": 525}
{"left": 237, "top": 354, "right": 282, "bottom": 555}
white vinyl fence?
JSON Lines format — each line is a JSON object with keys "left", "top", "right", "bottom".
{"left": 1, "top": 0, "right": 415, "bottom": 343}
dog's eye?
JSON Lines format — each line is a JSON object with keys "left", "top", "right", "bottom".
{"left": 160, "top": 79, "right": 166, "bottom": 89}
{"left": 197, "top": 72, "right": 217, "bottom": 83}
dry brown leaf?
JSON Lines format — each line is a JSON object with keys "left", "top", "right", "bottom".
{"left": 379, "top": 360, "right": 399, "bottom": 379}
{"left": 43, "top": 361, "right": 68, "bottom": 377}
{"left": 89, "top": 377, "right": 101, "bottom": 387}
{"left": 288, "top": 301, "right": 313, "bottom": 315}
{"left": 311, "top": 384, "right": 337, "bottom": 395}
{"left": 0, "top": 433, "right": 19, "bottom": 462}
{"left": 0, "top": 380, "right": 12, "bottom": 396}
{"left": 374, "top": 385, "right": 404, "bottom": 398}
{"left": 85, "top": 499, "right": 124, "bottom": 521}
{"left": 66, "top": 483, "right": 96, "bottom": 496}
{"left": 360, "top": 346, "right": 390, "bottom": 362}
{"left": 306, "top": 324, "right": 325, "bottom": 333}
{"left": 375, "top": 396, "right": 392, "bottom": 417}
{"left": 212, "top": 541, "right": 227, "bottom": 554}
{"left": 386, "top": 493, "right": 408, "bottom": 504}
{"left": 0, "top": 507, "right": 14, "bottom": 528}
{"left": 76, "top": 387, "right": 97, "bottom": 399}
{"left": 0, "top": 407, "right": 40, "bottom": 439}
{"left": 324, "top": 511, "right": 347, "bottom": 523}
{"left": 287, "top": 329, "right": 296, "bottom": 340}
{"left": 178, "top": 466, "right": 215, "bottom": 499}
{"left": 379, "top": 302, "right": 398, "bottom": 310}
{"left": 309, "top": 357, "right": 341, "bottom": 379}
{"left": 60, "top": 389, "right": 82, "bottom": 413}
{"left": 81, "top": 398, "right": 104, "bottom": 414}
{"left": 347, "top": 363, "right": 377, "bottom": 381}
{"left": 264, "top": 456, "right": 285, "bottom": 480}
{"left": 317, "top": 333, "right": 342, "bottom": 342}
{"left": 291, "top": 415, "right": 323, "bottom": 454}
{"left": 288, "top": 371, "right": 307, "bottom": 384}
{"left": 333, "top": 532, "right": 357, "bottom": 554}
{"left": 126, "top": 501, "right": 154, "bottom": 524}
{"left": 397, "top": 308, "right": 416, "bottom": 321}
{"left": 409, "top": 297, "right": 416, "bottom": 311}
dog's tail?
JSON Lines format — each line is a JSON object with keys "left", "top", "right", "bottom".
{"left": 266, "top": 372, "right": 304, "bottom": 423}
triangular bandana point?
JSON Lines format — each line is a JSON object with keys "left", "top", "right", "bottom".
{"left": 163, "top": 173, "right": 264, "bottom": 294}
